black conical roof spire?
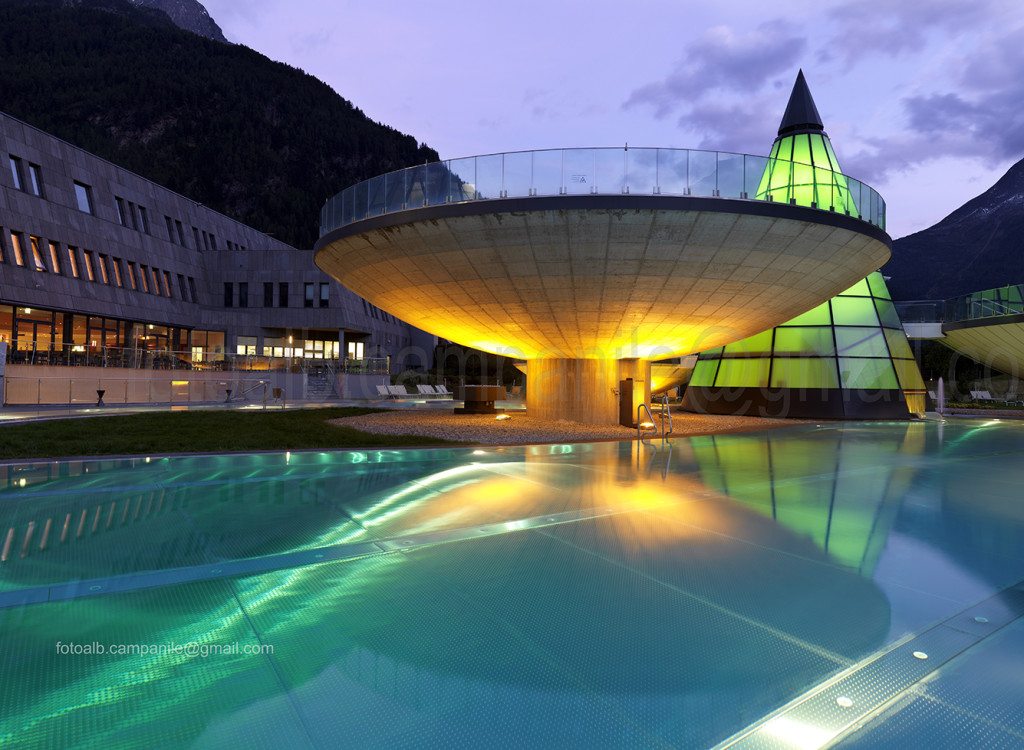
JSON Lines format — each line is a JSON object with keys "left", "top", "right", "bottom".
{"left": 777, "top": 69, "right": 825, "bottom": 137}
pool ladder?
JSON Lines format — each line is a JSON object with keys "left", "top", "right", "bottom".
{"left": 636, "top": 393, "right": 673, "bottom": 441}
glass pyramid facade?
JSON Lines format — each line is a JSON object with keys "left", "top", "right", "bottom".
{"left": 681, "top": 271, "right": 928, "bottom": 418}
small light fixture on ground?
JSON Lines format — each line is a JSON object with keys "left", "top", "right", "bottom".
{"left": 495, "top": 414, "right": 511, "bottom": 421}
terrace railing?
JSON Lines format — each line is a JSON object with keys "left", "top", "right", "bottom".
{"left": 320, "top": 147, "right": 886, "bottom": 235}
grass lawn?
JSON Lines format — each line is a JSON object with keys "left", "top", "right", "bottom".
{"left": 0, "top": 407, "right": 467, "bottom": 460}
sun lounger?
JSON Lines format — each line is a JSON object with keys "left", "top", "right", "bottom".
{"left": 387, "top": 384, "right": 410, "bottom": 398}
{"left": 375, "top": 384, "right": 392, "bottom": 399}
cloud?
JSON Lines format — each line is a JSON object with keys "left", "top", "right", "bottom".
{"left": 822, "top": 0, "right": 1002, "bottom": 68}
{"left": 624, "top": 21, "right": 807, "bottom": 119}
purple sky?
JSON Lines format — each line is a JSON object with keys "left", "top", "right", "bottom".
{"left": 202, "top": 0, "right": 1024, "bottom": 239}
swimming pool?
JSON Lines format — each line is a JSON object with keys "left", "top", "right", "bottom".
{"left": 0, "top": 419, "right": 1022, "bottom": 748}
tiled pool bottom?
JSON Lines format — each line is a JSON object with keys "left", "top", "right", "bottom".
{"left": 0, "top": 420, "right": 1022, "bottom": 749}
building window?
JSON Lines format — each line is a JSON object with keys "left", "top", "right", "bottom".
{"left": 8, "top": 155, "right": 23, "bottom": 190}
{"left": 304, "top": 282, "right": 315, "bottom": 308}
{"left": 82, "top": 250, "right": 96, "bottom": 281}
{"left": 224, "top": 282, "right": 233, "bottom": 308}
{"left": 193, "top": 227, "right": 201, "bottom": 251}
{"left": 239, "top": 282, "right": 248, "bottom": 308}
{"left": 202, "top": 231, "right": 210, "bottom": 252}
{"left": 29, "top": 236, "right": 47, "bottom": 272}
{"left": 28, "top": 164, "right": 43, "bottom": 197}
{"left": 188, "top": 277, "right": 197, "bottom": 302}
{"left": 137, "top": 205, "right": 150, "bottom": 234}
{"left": 112, "top": 258, "right": 124, "bottom": 287}
{"left": 126, "top": 261, "right": 138, "bottom": 290}
{"left": 138, "top": 264, "right": 150, "bottom": 292}
{"left": 319, "top": 283, "right": 329, "bottom": 307}
{"left": 74, "top": 182, "right": 93, "bottom": 214}
{"left": 151, "top": 267, "right": 161, "bottom": 295}
{"left": 263, "top": 282, "right": 273, "bottom": 307}
{"left": 178, "top": 274, "right": 188, "bottom": 300}
{"left": 115, "top": 197, "right": 129, "bottom": 226}
{"left": 9, "top": 231, "right": 25, "bottom": 266}
{"left": 278, "top": 282, "right": 288, "bottom": 307}
{"left": 162, "top": 270, "right": 172, "bottom": 297}
{"left": 67, "top": 246, "right": 80, "bottom": 278}
{"left": 48, "top": 241, "right": 62, "bottom": 275}
{"left": 208, "top": 234, "right": 217, "bottom": 251}
{"left": 165, "top": 216, "right": 176, "bottom": 242}
{"left": 97, "top": 254, "right": 111, "bottom": 284}
{"left": 176, "top": 220, "right": 186, "bottom": 246}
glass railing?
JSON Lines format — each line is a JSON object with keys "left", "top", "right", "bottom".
{"left": 3, "top": 344, "right": 389, "bottom": 375}
{"left": 319, "top": 147, "right": 886, "bottom": 235}
{"left": 945, "top": 284, "right": 1024, "bottom": 323}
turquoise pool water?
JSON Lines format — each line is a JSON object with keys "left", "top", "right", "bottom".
{"left": 0, "top": 420, "right": 1022, "bottom": 748}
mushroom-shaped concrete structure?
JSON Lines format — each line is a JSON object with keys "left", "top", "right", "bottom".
{"left": 315, "top": 73, "right": 891, "bottom": 423}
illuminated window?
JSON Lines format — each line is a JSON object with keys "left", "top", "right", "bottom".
{"left": 162, "top": 271, "right": 172, "bottom": 297}
{"left": 138, "top": 265, "right": 150, "bottom": 292}
{"left": 82, "top": 250, "right": 96, "bottom": 281}
{"left": 97, "top": 254, "right": 110, "bottom": 284}
{"left": 112, "top": 258, "right": 123, "bottom": 287}
{"left": 48, "top": 242, "right": 62, "bottom": 274}
{"left": 29, "top": 236, "right": 47, "bottom": 272}
{"left": 770, "top": 358, "right": 839, "bottom": 389}
{"left": 126, "top": 261, "right": 138, "bottom": 290}
{"left": 66, "top": 246, "right": 80, "bottom": 277}
{"left": 9, "top": 231, "right": 25, "bottom": 266}
{"left": 714, "top": 358, "right": 770, "bottom": 388}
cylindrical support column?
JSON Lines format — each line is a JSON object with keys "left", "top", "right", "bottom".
{"left": 526, "top": 358, "right": 650, "bottom": 424}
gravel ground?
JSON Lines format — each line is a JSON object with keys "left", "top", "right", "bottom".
{"left": 330, "top": 409, "right": 818, "bottom": 445}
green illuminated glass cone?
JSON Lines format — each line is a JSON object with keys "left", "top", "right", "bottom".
{"left": 682, "top": 271, "right": 928, "bottom": 418}
{"left": 756, "top": 70, "right": 859, "bottom": 215}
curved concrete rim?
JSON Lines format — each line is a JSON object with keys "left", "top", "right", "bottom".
{"left": 315, "top": 193, "right": 892, "bottom": 257}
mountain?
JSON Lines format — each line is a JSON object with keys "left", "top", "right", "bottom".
{"left": 0, "top": 0, "right": 437, "bottom": 247}
{"left": 131, "top": 0, "right": 228, "bottom": 42}
{"left": 885, "top": 158, "right": 1024, "bottom": 300}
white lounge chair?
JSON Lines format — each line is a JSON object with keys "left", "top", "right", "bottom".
{"left": 388, "top": 384, "right": 410, "bottom": 398}
{"left": 417, "top": 384, "right": 438, "bottom": 398}
{"left": 434, "top": 385, "right": 453, "bottom": 398}
{"left": 375, "top": 384, "right": 392, "bottom": 399}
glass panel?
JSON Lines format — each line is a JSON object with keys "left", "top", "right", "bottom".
{"left": 770, "top": 358, "right": 839, "bottom": 389}
{"left": 449, "top": 157, "right": 478, "bottom": 201}
{"left": 563, "top": 149, "right": 595, "bottom": 195}
{"left": 384, "top": 170, "right": 407, "bottom": 214}
{"left": 838, "top": 358, "right": 898, "bottom": 389}
{"left": 531, "top": 150, "right": 563, "bottom": 196}
{"left": 893, "top": 358, "right": 927, "bottom": 391}
{"left": 502, "top": 152, "right": 533, "bottom": 198}
{"left": 835, "top": 327, "right": 889, "bottom": 357}
{"left": 839, "top": 277, "right": 872, "bottom": 296}
{"left": 366, "top": 175, "right": 386, "bottom": 217}
{"left": 714, "top": 358, "right": 770, "bottom": 387}
{"left": 656, "top": 149, "right": 690, "bottom": 196}
{"left": 883, "top": 327, "right": 914, "bottom": 359}
{"left": 782, "top": 304, "right": 832, "bottom": 326}
{"left": 700, "top": 346, "right": 725, "bottom": 358}
{"left": 773, "top": 327, "right": 835, "bottom": 356}
{"left": 473, "top": 152, "right": 501, "bottom": 200}
{"left": 626, "top": 148, "right": 656, "bottom": 195}
{"left": 717, "top": 153, "right": 745, "bottom": 198}
{"left": 809, "top": 134, "right": 831, "bottom": 170}
{"left": 689, "top": 150, "right": 718, "bottom": 196}
{"left": 597, "top": 149, "right": 626, "bottom": 194}
{"left": 866, "top": 272, "right": 890, "bottom": 299}
{"left": 791, "top": 134, "right": 812, "bottom": 166}
{"left": 830, "top": 296, "right": 879, "bottom": 326}
{"left": 425, "top": 161, "right": 451, "bottom": 205}
{"left": 48, "top": 242, "right": 61, "bottom": 274}
{"left": 351, "top": 181, "right": 368, "bottom": 222}
{"left": 724, "top": 329, "right": 774, "bottom": 355}
{"left": 874, "top": 298, "right": 903, "bottom": 328}
{"left": 743, "top": 155, "right": 768, "bottom": 198}
{"left": 404, "top": 164, "right": 427, "bottom": 208}
{"left": 689, "top": 358, "right": 720, "bottom": 387}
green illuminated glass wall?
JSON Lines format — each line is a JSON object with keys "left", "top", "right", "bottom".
{"left": 684, "top": 272, "right": 927, "bottom": 418}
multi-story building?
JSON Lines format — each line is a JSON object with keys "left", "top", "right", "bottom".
{"left": 0, "top": 110, "right": 430, "bottom": 405}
